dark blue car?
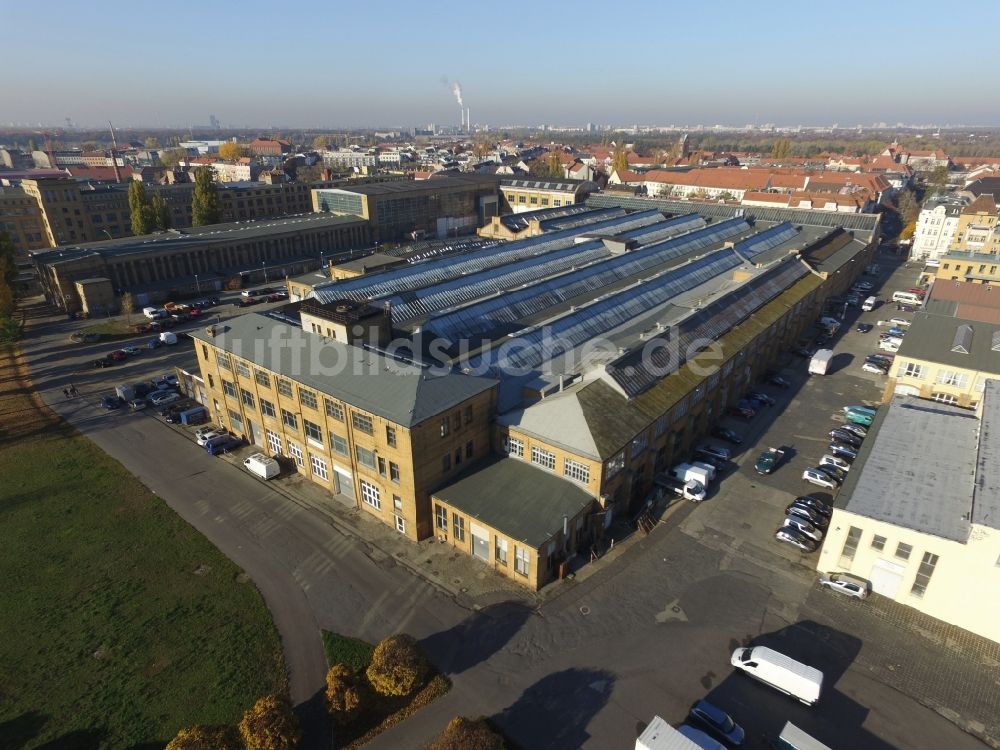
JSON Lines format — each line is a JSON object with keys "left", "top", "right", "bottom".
{"left": 687, "top": 699, "right": 745, "bottom": 746}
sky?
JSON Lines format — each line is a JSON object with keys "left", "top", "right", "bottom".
{"left": 5, "top": 0, "right": 1000, "bottom": 129}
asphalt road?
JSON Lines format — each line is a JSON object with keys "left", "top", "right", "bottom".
{"left": 21, "top": 259, "right": 995, "bottom": 750}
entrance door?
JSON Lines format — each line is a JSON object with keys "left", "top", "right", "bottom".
{"left": 869, "top": 558, "right": 905, "bottom": 598}
{"left": 334, "top": 467, "right": 355, "bottom": 500}
{"left": 248, "top": 420, "right": 263, "bottom": 447}
{"left": 470, "top": 522, "right": 490, "bottom": 562}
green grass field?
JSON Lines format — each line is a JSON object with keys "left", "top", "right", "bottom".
{"left": 0, "top": 347, "right": 285, "bottom": 749}
{"left": 322, "top": 632, "right": 375, "bottom": 673}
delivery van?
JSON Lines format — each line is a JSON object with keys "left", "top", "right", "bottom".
{"left": 730, "top": 646, "right": 823, "bottom": 705}
{"left": 862, "top": 296, "right": 879, "bottom": 312}
{"left": 243, "top": 452, "right": 280, "bottom": 480}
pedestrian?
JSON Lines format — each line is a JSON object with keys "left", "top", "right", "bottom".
{"left": 70, "top": 384, "right": 79, "bottom": 397}
{"left": 63, "top": 388, "right": 69, "bottom": 399}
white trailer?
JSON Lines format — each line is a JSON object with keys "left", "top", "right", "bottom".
{"left": 635, "top": 716, "right": 710, "bottom": 750}
{"left": 730, "top": 646, "right": 823, "bottom": 705}
{"left": 808, "top": 349, "right": 834, "bottom": 375}
{"left": 777, "top": 722, "right": 833, "bottom": 750}
{"left": 671, "top": 463, "right": 712, "bottom": 489}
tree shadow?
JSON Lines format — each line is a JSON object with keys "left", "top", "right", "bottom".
{"left": 419, "top": 601, "right": 534, "bottom": 676}
{"left": 33, "top": 727, "right": 107, "bottom": 750}
{"left": 0, "top": 710, "right": 48, "bottom": 749}
{"left": 701, "top": 621, "right": 899, "bottom": 750}
{"left": 295, "top": 685, "right": 333, "bottom": 750}
{"left": 491, "top": 668, "right": 615, "bottom": 750}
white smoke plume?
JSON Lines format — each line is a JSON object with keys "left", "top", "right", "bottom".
{"left": 451, "top": 81, "right": 464, "bottom": 107}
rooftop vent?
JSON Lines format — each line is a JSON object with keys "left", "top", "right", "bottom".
{"left": 952, "top": 324, "right": 973, "bottom": 354}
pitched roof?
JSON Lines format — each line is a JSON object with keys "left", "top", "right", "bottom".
{"left": 895, "top": 311, "right": 1000, "bottom": 373}
{"left": 189, "top": 313, "right": 497, "bottom": 427}
{"left": 965, "top": 194, "right": 999, "bottom": 215}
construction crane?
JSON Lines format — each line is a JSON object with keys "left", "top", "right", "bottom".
{"left": 108, "top": 121, "right": 123, "bottom": 183}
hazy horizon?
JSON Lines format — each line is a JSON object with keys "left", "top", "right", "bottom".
{"left": 7, "top": 0, "right": 1000, "bottom": 130}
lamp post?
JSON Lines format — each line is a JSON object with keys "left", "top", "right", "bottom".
{"left": 262, "top": 260, "right": 268, "bottom": 284}
{"left": 100, "top": 229, "right": 113, "bottom": 241}
{"left": 194, "top": 273, "right": 201, "bottom": 294}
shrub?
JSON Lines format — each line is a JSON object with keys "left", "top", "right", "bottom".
{"left": 165, "top": 724, "right": 241, "bottom": 750}
{"left": 238, "top": 694, "right": 300, "bottom": 750}
{"left": 426, "top": 716, "right": 505, "bottom": 750}
{"left": 325, "top": 663, "right": 365, "bottom": 724}
{"left": 366, "top": 634, "right": 429, "bottom": 697}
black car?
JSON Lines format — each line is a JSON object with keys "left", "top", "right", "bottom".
{"left": 133, "top": 382, "right": 153, "bottom": 398}
{"left": 786, "top": 502, "right": 829, "bottom": 528}
{"left": 828, "top": 429, "right": 862, "bottom": 447}
{"left": 794, "top": 494, "right": 833, "bottom": 517}
{"left": 693, "top": 451, "right": 726, "bottom": 471}
{"left": 745, "top": 390, "right": 775, "bottom": 406}
{"left": 100, "top": 395, "right": 122, "bottom": 410}
{"left": 815, "top": 464, "right": 846, "bottom": 483}
{"left": 828, "top": 442, "right": 859, "bottom": 460}
{"left": 93, "top": 357, "right": 114, "bottom": 368}
{"left": 791, "top": 346, "right": 812, "bottom": 358}
{"left": 856, "top": 323, "right": 873, "bottom": 333}
{"left": 711, "top": 426, "right": 743, "bottom": 445}
{"left": 765, "top": 372, "right": 791, "bottom": 388}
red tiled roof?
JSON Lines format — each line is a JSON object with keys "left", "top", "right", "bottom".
{"left": 64, "top": 165, "right": 134, "bottom": 181}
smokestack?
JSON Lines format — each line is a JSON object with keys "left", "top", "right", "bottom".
{"left": 108, "top": 121, "right": 122, "bottom": 184}
{"left": 466, "top": 108, "right": 470, "bottom": 133}
{"left": 460, "top": 105, "right": 465, "bottom": 132}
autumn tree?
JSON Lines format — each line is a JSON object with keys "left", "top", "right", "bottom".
{"left": 896, "top": 190, "right": 921, "bottom": 225}
{"left": 238, "top": 694, "right": 300, "bottom": 750}
{"left": 611, "top": 146, "right": 628, "bottom": 174}
{"left": 312, "top": 134, "right": 331, "bottom": 150}
{"left": 128, "top": 180, "right": 154, "bottom": 236}
{"left": 0, "top": 282, "right": 13, "bottom": 320}
{"left": 120, "top": 291, "right": 135, "bottom": 323}
{"left": 191, "top": 167, "right": 222, "bottom": 226}
{"left": 901, "top": 221, "right": 917, "bottom": 242}
{"left": 427, "top": 716, "right": 505, "bottom": 750}
{"left": 165, "top": 724, "right": 241, "bottom": 750}
{"left": 547, "top": 151, "right": 562, "bottom": 177}
{"left": 366, "top": 634, "right": 429, "bottom": 697}
{"left": 219, "top": 141, "right": 243, "bottom": 161}
{"left": 325, "top": 663, "right": 365, "bottom": 724}
{"left": 771, "top": 138, "right": 793, "bottom": 159}
{"left": 159, "top": 147, "right": 187, "bottom": 168}
{"left": 928, "top": 165, "right": 949, "bottom": 195}
{"left": 144, "top": 136, "right": 160, "bottom": 149}
{"left": 151, "top": 193, "right": 172, "bottom": 230}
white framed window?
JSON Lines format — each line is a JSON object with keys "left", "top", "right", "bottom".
{"left": 235, "top": 361, "right": 250, "bottom": 378}
{"left": 563, "top": 458, "right": 590, "bottom": 484}
{"left": 311, "top": 455, "right": 329, "bottom": 481}
{"left": 352, "top": 412, "right": 374, "bottom": 435}
{"left": 394, "top": 514, "right": 406, "bottom": 533}
{"left": 331, "top": 433, "right": 348, "bottom": 456}
{"left": 506, "top": 436, "right": 524, "bottom": 458}
{"left": 435, "top": 504, "right": 448, "bottom": 531}
{"left": 899, "top": 362, "right": 925, "bottom": 379}
{"left": 496, "top": 537, "right": 508, "bottom": 565}
{"left": 530, "top": 445, "right": 556, "bottom": 470}
{"left": 910, "top": 552, "right": 939, "bottom": 598}
{"left": 356, "top": 446, "right": 376, "bottom": 469}
{"left": 514, "top": 546, "right": 530, "bottom": 576}
{"left": 932, "top": 392, "right": 958, "bottom": 405}
{"left": 276, "top": 379, "right": 293, "bottom": 397}
{"left": 304, "top": 419, "right": 323, "bottom": 447}
{"left": 936, "top": 369, "right": 968, "bottom": 388}
{"left": 360, "top": 480, "right": 381, "bottom": 510}
{"left": 605, "top": 451, "right": 625, "bottom": 479}
{"left": 452, "top": 513, "right": 465, "bottom": 541}
{"left": 266, "top": 429, "right": 282, "bottom": 456}
{"left": 325, "top": 399, "right": 344, "bottom": 420}
{"left": 288, "top": 442, "right": 304, "bottom": 468}
{"left": 299, "top": 388, "right": 318, "bottom": 410}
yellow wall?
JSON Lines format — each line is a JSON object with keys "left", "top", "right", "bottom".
{"left": 818, "top": 510, "right": 1000, "bottom": 643}
{"left": 888, "top": 356, "right": 992, "bottom": 408}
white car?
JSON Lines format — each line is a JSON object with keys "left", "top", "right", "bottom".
{"left": 803, "top": 468, "right": 837, "bottom": 489}
{"left": 196, "top": 428, "right": 227, "bottom": 446}
{"left": 195, "top": 425, "right": 222, "bottom": 440}
{"left": 888, "top": 317, "right": 911, "bottom": 327}
{"left": 782, "top": 517, "right": 823, "bottom": 543}
{"left": 819, "top": 573, "right": 869, "bottom": 599}
{"left": 149, "top": 391, "right": 180, "bottom": 407}
{"left": 862, "top": 362, "right": 889, "bottom": 375}
{"left": 819, "top": 454, "right": 851, "bottom": 473}
{"left": 122, "top": 346, "right": 140, "bottom": 356}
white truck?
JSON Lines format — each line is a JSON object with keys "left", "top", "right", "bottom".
{"left": 243, "top": 453, "right": 280, "bottom": 480}
{"left": 808, "top": 349, "right": 834, "bottom": 375}
{"left": 730, "top": 646, "right": 823, "bottom": 705}
{"left": 671, "top": 463, "right": 712, "bottom": 489}
{"left": 657, "top": 474, "right": 706, "bottom": 502}
{"left": 636, "top": 716, "right": 716, "bottom": 750}
{"left": 159, "top": 331, "right": 178, "bottom": 346}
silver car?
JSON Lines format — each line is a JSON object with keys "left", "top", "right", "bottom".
{"left": 782, "top": 516, "right": 823, "bottom": 542}
{"left": 819, "top": 573, "right": 869, "bottom": 599}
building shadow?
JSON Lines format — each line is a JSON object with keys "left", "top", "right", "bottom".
{"left": 701, "top": 621, "right": 898, "bottom": 750}
{"left": 33, "top": 727, "right": 106, "bottom": 750}
{"left": 491, "top": 668, "right": 615, "bottom": 750}
{"left": 420, "top": 601, "right": 534, "bottom": 675}
{"left": 0, "top": 711, "right": 48, "bottom": 749}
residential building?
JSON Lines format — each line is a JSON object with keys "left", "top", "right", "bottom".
{"left": 248, "top": 139, "right": 293, "bottom": 158}
{"left": 190, "top": 309, "right": 498, "bottom": 541}
{"left": 911, "top": 195, "right": 967, "bottom": 262}
{"left": 816, "top": 392, "right": 1000, "bottom": 643}
{"left": 0, "top": 186, "right": 48, "bottom": 254}
{"left": 313, "top": 173, "right": 499, "bottom": 241}
{"left": 948, "top": 194, "right": 999, "bottom": 254}
{"left": 0, "top": 148, "right": 34, "bottom": 170}
{"left": 31, "top": 213, "right": 370, "bottom": 311}
{"left": 498, "top": 177, "right": 596, "bottom": 214}
{"left": 887, "top": 310, "right": 1000, "bottom": 409}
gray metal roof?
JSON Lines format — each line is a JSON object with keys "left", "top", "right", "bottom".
{"left": 837, "top": 396, "right": 978, "bottom": 542}
{"left": 189, "top": 313, "right": 496, "bottom": 427}
{"left": 895, "top": 312, "right": 1000, "bottom": 373}
{"left": 432, "top": 457, "right": 595, "bottom": 548}
{"left": 973, "top": 380, "right": 1000, "bottom": 530}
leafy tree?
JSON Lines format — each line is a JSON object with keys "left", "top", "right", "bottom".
{"left": 151, "top": 193, "right": 172, "bottom": 230}
{"left": 238, "top": 694, "right": 300, "bottom": 750}
{"left": 159, "top": 147, "right": 187, "bottom": 168}
{"left": 219, "top": 141, "right": 243, "bottom": 161}
{"left": 165, "top": 724, "right": 241, "bottom": 750}
{"left": 719, "top": 191, "right": 734, "bottom": 201}
{"left": 312, "top": 135, "right": 331, "bottom": 150}
{"left": 120, "top": 291, "right": 135, "bottom": 323}
{"left": 901, "top": 221, "right": 917, "bottom": 242}
{"left": 427, "top": 716, "right": 505, "bottom": 750}
{"left": 128, "top": 180, "right": 154, "bottom": 236}
{"left": 0, "top": 282, "right": 14, "bottom": 320}
{"left": 896, "top": 190, "right": 921, "bottom": 225}
{"left": 929, "top": 165, "right": 949, "bottom": 194}
{"left": 771, "top": 138, "right": 793, "bottom": 159}
{"left": 144, "top": 136, "right": 160, "bottom": 149}
{"left": 325, "top": 663, "right": 365, "bottom": 724}
{"left": 547, "top": 151, "right": 562, "bottom": 177}
{"left": 0, "top": 230, "right": 16, "bottom": 286}
{"left": 611, "top": 147, "right": 628, "bottom": 174}
{"left": 366, "top": 634, "right": 429, "bottom": 697}
{"left": 191, "top": 167, "right": 223, "bottom": 226}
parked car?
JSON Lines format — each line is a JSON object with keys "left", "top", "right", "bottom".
{"left": 754, "top": 447, "right": 784, "bottom": 475}
{"left": 149, "top": 390, "right": 180, "bottom": 407}
{"left": 856, "top": 323, "right": 873, "bottom": 334}
{"left": 726, "top": 405, "right": 755, "bottom": 421}
{"left": 128, "top": 397, "right": 148, "bottom": 410}
{"left": 803, "top": 468, "right": 837, "bottom": 489}
{"left": 828, "top": 429, "right": 862, "bottom": 447}
{"left": 106, "top": 349, "right": 127, "bottom": 361}
{"left": 907, "top": 287, "right": 927, "bottom": 297}
{"left": 238, "top": 296, "right": 261, "bottom": 307}
{"left": 862, "top": 362, "right": 889, "bottom": 375}
{"left": 845, "top": 410, "right": 875, "bottom": 427}
{"left": 696, "top": 444, "right": 732, "bottom": 461}
{"left": 93, "top": 357, "right": 114, "bottom": 368}
{"left": 819, "top": 454, "right": 851, "bottom": 473}
{"left": 791, "top": 346, "right": 812, "bottom": 358}
{"left": 889, "top": 317, "right": 911, "bottom": 328}
{"left": 122, "top": 346, "right": 140, "bottom": 356}
{"left": 267, "top": 291, "right": 289, "bottom": 302}
{"left": 745, "top": 390, "right": 775, "bottom": 406}
{"left": 693, "top": 451, "right": 726, "bottom": 471}
{"left": 815, "top": 464, "right": 846, "bottom": 483}
{"left": 100, "top": 395, "right": 122, "bottom": 410}
{"left": 782, "top": 516, "right": 823, "bottom": 543}
{"left": 787, "top": 501, "right": 830, "bottom": 528}
{"left": 839, "top": 423, "right": 868, "bottom": 438}
{"left": 687, "top": 699, "right": 745, "bottom": 746}
{"left": 711, "top": 426, "right": 743, "bottom": 445}
{"left": 195, "top": 425, "right": 221, "bottom": 440}
{"left": 765, "top": 372, "right": 790, "bottom": 388}
{"left": 819, "top": 573, "right": 870, "bottom": 600}
{"left": 887, "top": 326, "right": 907, "bottom": 338}
{"left": 775, "top": 527, "right": 818, "bottom": 552}
{"left": 792, "top": 494, "right": 833, "bottom": 517}
{"left": 828, "top": 442, "right": 859, "bottom": 460}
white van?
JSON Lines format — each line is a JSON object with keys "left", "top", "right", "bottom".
{"left": 243, "top": 453, "right": 280, "bottom": 480}
{"left": 862, "top": 296, "right": 879, "bottom": 312}
{"left": 730, "top": 646, "right": 823, "bottom": 705}
{"left": 878, "top": 339, "right": 900, "bottom": 353}
{"left": 891, "top": 291, "right": 923, "bottom": 306}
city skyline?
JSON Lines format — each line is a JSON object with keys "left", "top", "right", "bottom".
{"left": 7, "top": 0, "right": 1000, "bottom": 129}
